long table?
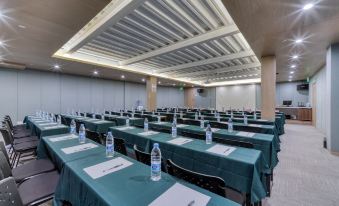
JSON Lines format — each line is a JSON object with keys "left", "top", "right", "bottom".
{"left": 23, "top": 116, "right": 69, "bottom": 138}
{"left": 62, "top": 115, "right": 115, "bottom": 133}
{"left": 37, "top": 133, "right": 239, "bottom": 206}
{"left": 148, "top": 122, "right": 279, "bottom": 171}
{"left": 110, "top": 126, "right": 268, "bottom": 203}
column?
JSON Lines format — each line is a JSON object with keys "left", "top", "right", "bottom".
{"left": 326, "top": 43, "right": 339, "bottom": 154}
{"left": 184, "top": 87, "right": 195, "bottom": 108}
{"left": 146, "top": 76, "right": 157, "bottom": 111}
{"left": 261, "top": 56, "right": 276, "bottom": 120}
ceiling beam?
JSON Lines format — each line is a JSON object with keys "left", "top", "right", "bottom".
{"left": 119, "top": 25, "right": 239, "bottom": 66}
{"left": 65, "top": 0, "right": 146, "bottom": 53}
{"left": 191, "top": 69, "right": 260, "bottom": 81}
{"left": 174, "top": 62, "right": 261, "bottom": 78}
{"left": 158, "top": 50, "right": 254, "bottom": 73}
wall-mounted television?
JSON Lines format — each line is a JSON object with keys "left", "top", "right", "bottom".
{"left": 297, "top": 84, "right": 309, "bottom": 91}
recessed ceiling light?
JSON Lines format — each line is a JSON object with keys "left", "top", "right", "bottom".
{"left": 295, "top": 39, "right": 303, "bottom": 44}
{"left": 292, "top": 55, "right": 299, "bottom": 59}
{"left": 291, "top": 65, "right": 296, "bottom": 68}
{"left": 121, "top": 75, "right": 125, "bottom": 79}
{"left": 158, "top": 81, "right": 161, "bottom": 84}
{"left": 183, "top": 83, "right": 186, "bottom": 86}
{"left": 18, "top": 25, "right": 26, "bottom": 29}
{"left": 53, "top": 64, "right": 60, "bottom": 69}
{"left": 289, "top": 76, "right": 293, "bottom": 79}
{"left": 142, "top": 78, "right": 145, "bottom": 82}
{"left": 289, "top": 79, "right": 292, "bottom": 82}
{"left": 93, "top": 71, "right": 98, "bottom": 75}
{"left": 290, "top": 71, "right": 295, "bottom": 74}
{"left": 303, "top": 3, "right": 314, "bottom": 10}
{"left": 0, "top": 41, "right": 3, "bottom": 46}
{"left": 173, "top": 83, "right": 176, "bottom": 86}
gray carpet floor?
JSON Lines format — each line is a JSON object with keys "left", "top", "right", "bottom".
{"left": 2, "top": 123, "right": 339, "bottom": 206}
{"left": 264, "top": 124, "right": 339, "bottom": 206}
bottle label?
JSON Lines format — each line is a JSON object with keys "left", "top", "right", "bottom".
{"left": 151, "top": 163, "right": 160, "bottom": 172}
{"left": 172, "top": 128, "right": 177, "bottom": 137}
{"left": 206, "top": 132, "right": 212, "bottom": 141}
{"left": 79, "top": 132, "right": 85, "bottom": 141}
{"left": 106, "top": 144, "right": 113, "bottom": 152}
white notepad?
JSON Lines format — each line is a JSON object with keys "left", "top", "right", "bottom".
{"left": 138, "top": 131, "right": 159, "bottom": 136}
{"left": 206, "top": 144, "right": 236, "bottom": 157}
{"left": 149, "top": 183, "right": 210, "bottom": 206}
{"left": 257, "top": 119, "right": 268, "bottom": 122}
{"left": 116, "top": 126, "right": 135, "bottom": 131}
{"left": 237, "top": 132, "right": 255, "bottom": 138}
{"left": 61, "top": 143, "right": 98, "bottom": 154}
{"left": 204, "top": 128, "right": 220, "bottom": 132}
{"left": 249, "top": 124, "right": 262, "bottom": 128}
{"left": 49, "top": 134, "right": 78, "bottom": 142}
{"left": 176, "top": 124, "right": 189, "bottom": 128}
{"left": 167, "top": 137, "right": 193, "bottom": 145}
{"left": 155, "top": 122, "right": 166, "bottom": 125}
{"left": 44, "top": 125, "right": 65, "bottom": 130}
{"left": 94, "top": 120, "right": 109, "bottom": 124}
{"left": 35, "top": 120, "right": 48, "bottom": 123}
{"left": 83, "top": 157, "right": 133, "bottom": 179}
{"left": 39, "top": 123, "right": 57, "bottom": 126}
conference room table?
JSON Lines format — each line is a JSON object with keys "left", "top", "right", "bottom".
{"left": 104, "top": 114, "right": 144, "bottom": 126}
{"left": 23, "top": 116, "right": 69, "bottom": 138}
{"left": 62, "top": 114, "right": 115, "bottom": 134}
{"left": 37, "top": 133, "right": 239, "bottom": 206}
{"left": 110, "top": 126, "right": 268, "bottom": 204}
{"left": 148, "top": 122, "right": 279, "bottom": 171}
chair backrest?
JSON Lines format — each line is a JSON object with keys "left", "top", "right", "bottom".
{"left": 0, "top": 128, "right": 13, "bottom": 146}
{"left": 0, "top": 142, "right": 10, "bottom": 166}
{"left": 166, "top": 159, "right": 225, "bottom": 197}
{"left": 0, "top": 177, "right": 23, "bottom": 206}
{"left": 214, "top": 138, "right": 254, "bottom": 149}
{"left": 180, "top": 131, "right": 205, "bottom": 140}
{"left": 133, "top": 145, "right": 150, "bottom": 166}
{"left": 2, "top": 120, "right": 13, "bottom": 133}
{"left": 114, "top": 138, "right": 127, "bottom": 156}
{"left": 0, "top": 151, "right": 12, "bottom": 179}
{"left": 209, "top": 122, "right": 226, "bottom": 129}
{"left": 3, "top": 118, "right": 14, "bottom": 131}
{"left": 85, "top": 130, "right": 102, "bottom": 144}
{"left": 185, "top": 119, "right": 200, "bottom": 126}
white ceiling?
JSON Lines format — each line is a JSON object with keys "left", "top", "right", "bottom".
{"left": 54, "top": 0, "right": 261, "bottom": 86}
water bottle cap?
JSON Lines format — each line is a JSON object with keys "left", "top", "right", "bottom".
{"left": 154, "top": 143, "right": 159, "bottom": 148}
{"left": 107, "top": 131, "right": 112, "bottom": 136}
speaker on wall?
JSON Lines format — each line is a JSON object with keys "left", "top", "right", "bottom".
{"left": 197, "top": 88, "right": 204, "bottom": 93}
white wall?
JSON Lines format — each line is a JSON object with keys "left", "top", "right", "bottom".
{"left": 157, "top": 86, "right": 184, "bottom": 108}
{"left": 309, "top": 66, "right": 327, "bottom": 134}
{"left": 216, "top": 84, "right": 256, "bottom": 110}
{"left": 194, "top": 87, "right": 216, "bottom": 109}
{"left": 0, "top": 68, "right": 184, "bottom": 122}
{"left": 276, "top": 81, "right": 309, "bottom": 107}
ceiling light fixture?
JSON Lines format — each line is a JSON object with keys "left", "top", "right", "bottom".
{"left": 18, "top": 25, "right": 26, "bottom": 29}
{"left": 53, "top": 64, "right": 60, "bottom": 69}
{"left": 295, "top": 39, "right": 303, "bottom": 44}
{"left": 303, "top": 3, "right": 314, "bottom": 10}
{"left": 158, "top": 81, "right": 161, "bottom": 84}
{"left": 93, "top": 71, "right": 98, "bottom": 75}
{"left": 290, "top": 71, "right": 295, "bottom": 74}
{"left": 289, "top": 79, "right": 292, "bottom": 82}
{"left": 142, "top": 78, "right": 145, "bottom": 82}
{"left": 121, "top": 75, "right": 125, "bottom": 79}
{"left": 292, "top": 55, "right": 299, "bottom": 59}
{"left": 291, "top": 65, "right": 296, "bottom": 68}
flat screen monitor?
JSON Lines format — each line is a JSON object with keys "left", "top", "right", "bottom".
{"left": 283, "top": 100, "right": 292, "bottom": 106}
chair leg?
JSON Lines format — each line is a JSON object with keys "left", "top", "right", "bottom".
{"left": 11, "top": 152, "right": 17, "bottom": 168}
{"left": 15, "top": 153, "right": 21, "bottom": 167}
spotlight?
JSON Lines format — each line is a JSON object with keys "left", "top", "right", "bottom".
{"left": 142, "top": 78, "right": 145, "bottom": 82}
{"left": 291, "top": 65, "right": 296, "bottom": 68}
{"left": 290, "top": 71, "right": 295, "bottom": 74}
{"left": 54, "top": 64, "right": 60, "bottom": 69}
{"left": 303, "top": 3, "right": 314, "bottom": 10}
{"left": 295, "top": 39, "right": 303, "bottom": 44}
{"left": 93, "top": 71, "right": 98, "bottom": 75}
{"left": 292, "top": 55, "right": 299, "bottom": 59}
{"left": 121, "top": 75, "right": 125, "bottom": 79}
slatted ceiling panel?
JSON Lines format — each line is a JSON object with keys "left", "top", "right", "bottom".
{"left": 56, "top": 0, "right": 260, "bottom": 85}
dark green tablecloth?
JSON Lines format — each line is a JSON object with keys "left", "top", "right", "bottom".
{"left": 62, "top": 115, "right": 115, "bottom": 134}
{"left": 24, "top": 116, "right": 69, "bottom": 138}
{"left": 148, "top": 122, "right": 278, "bottom": 171}
{"left": 54, "top": 150, "right": 240, "bottom": 206}
{"left": 110, "top": 126, "right": 268, "bottom": 203}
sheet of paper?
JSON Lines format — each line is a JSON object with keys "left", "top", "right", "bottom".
{"left": 167, "top": 137, "right": 193, "bottom": 145}
{"left": 204, "top": 128, "right": 220, "bottom": 132}
{"left": 155, "top": 122, "right": 166, "bottom": 125}
{"left": 257, "top": 119, "right": 268, "bottom": 122}
{"left": 206, "top": 144, "right": 236, "bottom": 157}
{"left": 138, "top": 131, "right": 159, "bottom": 136}
{"left": 84, "top": 157, "right": 133, "bottom": 179}
{"left": 94, "top": 120, "right": 109, "bottom": 124}
{"left": 44, "top": 125, "right": 65, "bottom": 130}
{"left": 61, "top": 143, "right": 98, "bottom": 154}
{"left": 35, "top": 120, "right": 48, "bottom": 123}
{"left": 39, "top": 123, "right": 58, "bottom": 126}
{"left": 148, "top": 183, "right": 210, "bottom": 206}
{"left": 116, "top": 126, "right": 135, "bottom": 131}
{"left": 237, "top": 131, "right": 255, "bottom": 138}
{"left": 249, "top": 124, "right": 262, "bottom": 128}
{"left": 176, "top": 124, "right": 189, "bottom": 128}
{"left": 49, "top": 134, "right": 78, "bottom": 142}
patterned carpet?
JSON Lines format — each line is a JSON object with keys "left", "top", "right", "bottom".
{"left": 264, "top": 124, "right": 339, "bottom": 206}
{"left": 2, "top": 123, "right": 339, "bottom": 206}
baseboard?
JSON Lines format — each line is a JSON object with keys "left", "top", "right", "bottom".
{"left": 330, "top": 151, "right": 339, "bottom": 156}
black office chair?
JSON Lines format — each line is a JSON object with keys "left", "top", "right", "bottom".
{"left": 209, "top": 121, "right": 226, "bottom": 129}
{"left": 180, "top": 131, "right": 205, "bottom": 140}
{"left": 75, "top": 120, "right": 84, "bottom": 134}
{"left": 114, "top": 138, "right": 127, "bottom": 156}
{"left": 213, "top": 138, "right": 254, "bottom": 149}
{"left": 133, "top": 145, "right": 166, "bottom": 172}
{"left": 85, "top": 130, "right": 103, "bottom": 144}
{"left": 184, "top": 119, "right": 201, "bottom": 126}
{"left": 152, "top": 127, "right": 171, "bottom": 134}
{"left": 166, "top": 159, "right": 226, "bottom": 197}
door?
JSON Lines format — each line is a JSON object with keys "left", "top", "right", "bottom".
{"left": 312, "top": 83, "right": 316, "bottom": 126}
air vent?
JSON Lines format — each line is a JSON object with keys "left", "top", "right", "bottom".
{"left": 0, "top": 61, "right": 26, "bottom": 70}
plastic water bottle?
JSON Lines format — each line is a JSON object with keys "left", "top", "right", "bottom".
{"left": 231, "top": 112, "right": 234, "bottom": 119}
{"left": 151, "top": 143, "right": 161, "bottom": 181}
{"left": 101, "top": 114, "right": 105, "bottom": 120}
{"left": 70, "top": 119, "right": 76, "bottom": 134}
{"left": 228, "top": 118, "right": 234, "bottom": 133}
{"left": 106, "top": 132, "right": 114, "bottom": 157}
{"left": 92, "top": 113, "right": 95, "bottom": 118}
{"left": 180, "top": 111, "right": 183, "bottom": 118}
{"left": 205, "top": 124, "right": 212, "bottom": 144}
{"left": 254, "top": 112, "right": 257, "bottom": 120}
{"left": 79, "top": 124, "right": 86, "bottom": 143}
{"left": 157, "top": 115, "right": 161, "bottom": 123}
{"left": 57, "top": 115, "right": 62, "bottom": 125}
{"left": 171, "top": 120, "right": 177, "bottom": 138}
{"left": 195, "top": 112, "right": 198, "bottom": 120}
{"left": 141, "top": 110, "right": 144, "bottom": 115}
{"left": 126, "top": 117, "right": 130, "bottom": 126}
{"left": 217, "top": 113, "right": 220, "bottom": 122}
{"left": 244, "top": 114, "right": 248, "bottom": 125}
{"left": 144, "top": 118, "right": 149, "bottom": 132}
{"left": 152, "top": 110, "right": 155, "bottom": 115}
{"left": 120, "top": 111, "right": 123, "bottom": 116}
{"left": 200, "top": 118, "right": 204, "bottom": 128}
{"left": 84, "top": 112, "right": 87, "bottom": 117}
